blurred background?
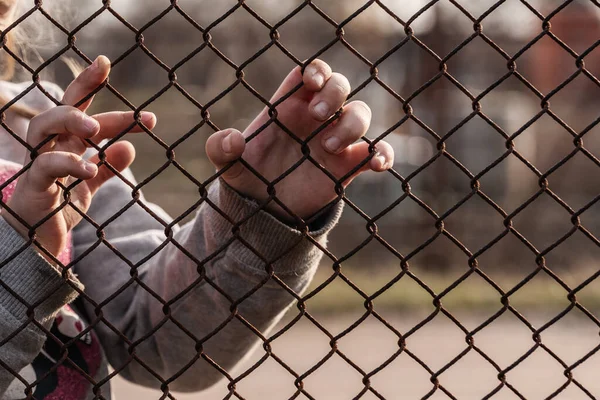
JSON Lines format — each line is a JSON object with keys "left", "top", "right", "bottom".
{"left": 13, "top": 0, "right": 600, "bottom": 398}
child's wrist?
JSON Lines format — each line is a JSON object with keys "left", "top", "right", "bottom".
{"left": 0, "top": 211, "right": 64, "bottom": 264}
{"left": 219, "top": 178, "right": 333, "bottom": 231}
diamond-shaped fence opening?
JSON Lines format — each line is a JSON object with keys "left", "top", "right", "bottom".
{"left": 0, "top": 0, "right": 599, "bottom": 399}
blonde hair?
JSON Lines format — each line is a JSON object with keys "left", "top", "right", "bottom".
{"left": 0, "top": 1, "right": 82, "bottom": 119}
{"left": 0, "top": 30, "right": 37, "bottom": 118}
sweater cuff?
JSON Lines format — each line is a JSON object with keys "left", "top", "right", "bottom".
{"left": 204, "top": 179, "right": 343, "bottom": 276}
{"left": 0, "top": 217, "right": 83, "bottom": 325}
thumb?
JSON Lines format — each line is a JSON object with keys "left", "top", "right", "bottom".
{"left": 206, "top": 129, "right": 246, "bottom": 181}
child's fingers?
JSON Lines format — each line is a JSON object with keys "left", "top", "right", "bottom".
{"left": 320, "top": 101, "right": 371, "bottom": 154}
{"left": 350, "top": 141, "right": 395, "bottom": 173}
{"left": 62, "top": 55, "right": 111, "bottom": 112}
{"left": 90, "top": 111, "right": 156, "bottom": 144}
{"left": 28, "top": 106, "right": 100, "bottom": 149}
{"left": 28, "top": 109, "right": 156, "bottom": 153}
{"left": 205, "top": 129, "right": 246, "bottom": 180}
{"left": 85, "top": 141, "right": 136, "bottom": 196}
{"left": 27, "top": 151, "right": 98, "bottom": 192}
{"left": 303, "top": 60, "right": 333, "bottom": 92}
{"left": 331, "top": 141, "right": 394, "bottom": 182}
{"left": 367, "top": 141, "right": 395, "bottom": 172}
{"left": 270, "top": 59, "right": 333, "bottom": 103}
{"left": 309, "top": 73, "right": 351, "bottom": 121}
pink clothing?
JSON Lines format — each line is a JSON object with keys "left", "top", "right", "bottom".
{"left": 1, "top": 166, "right": 101, "bottom": 399}
{"left": 0, "top": 168, "right": 72, "bottom": 265}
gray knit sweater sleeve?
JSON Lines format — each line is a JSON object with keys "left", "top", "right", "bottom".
{"left": 0, "top": 81, "right": 86, "bottom": 398}
{"left": 72, "top": 168, "right": 342, "bottom": 391}
{"left": 0, "top": 218, "right": 83, "bottom": 398}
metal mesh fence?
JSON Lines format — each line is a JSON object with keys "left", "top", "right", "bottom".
{"left": 1, "top": 0, "right": 600, "bottom": 398}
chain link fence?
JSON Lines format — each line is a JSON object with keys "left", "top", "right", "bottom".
{"left": 1, "top": 0, "right": 600, "bottom": 398}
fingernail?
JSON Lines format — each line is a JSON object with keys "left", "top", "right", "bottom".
{"left": 313, "top": 73, "right": 324, "bottom": 88}
{"left": 313, "top": 102, "right": 330, "bottom": 119}
{"left": 325, "top": 136, "right": 341, "bottom": 153}
{"left": 306, "top": 65, "right": 323, "bottom": 87}
{"left": 83, "top": 161, "right": 97, "bottom": 174}
{"left": 84, "top": 117, "right": 99, "bottom": 133}
{"left": 97, "top": 56, "right": 110, "bottom": 68}
{"left": 141, "top": 112, "right": 155, "bottom": 124}
{"left": 222, "top": 132, "right": 233, "bottom": 153}
{"left": 374, "top": 153, "right": 387, "bottom": 170}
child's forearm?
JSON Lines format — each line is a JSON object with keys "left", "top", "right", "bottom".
{"left": 0, "top": 217, "right": 82, "bottom": 397}
{"left": 72, "top": 171, "right": 342, "bottom": 391}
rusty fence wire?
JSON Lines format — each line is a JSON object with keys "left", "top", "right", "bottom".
{"left": 1, "top": 0, "right": 600, "bottom": 398}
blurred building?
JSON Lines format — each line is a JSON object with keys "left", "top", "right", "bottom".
{"left": 34, "top": 0, "right": 600, "bottom": 274}
{"left": 339, "top": 0, "right": 600, "bottom": 273}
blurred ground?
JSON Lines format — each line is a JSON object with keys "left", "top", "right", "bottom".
{"left": 111, "top": 311, "right": 600, "bottom": 399}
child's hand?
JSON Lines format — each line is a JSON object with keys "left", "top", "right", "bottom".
{"left": 2, "top": 56, "right": 156, "bottom": 260}
{"left": 206, "top": 59, "right": 394, "bottom": 222}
